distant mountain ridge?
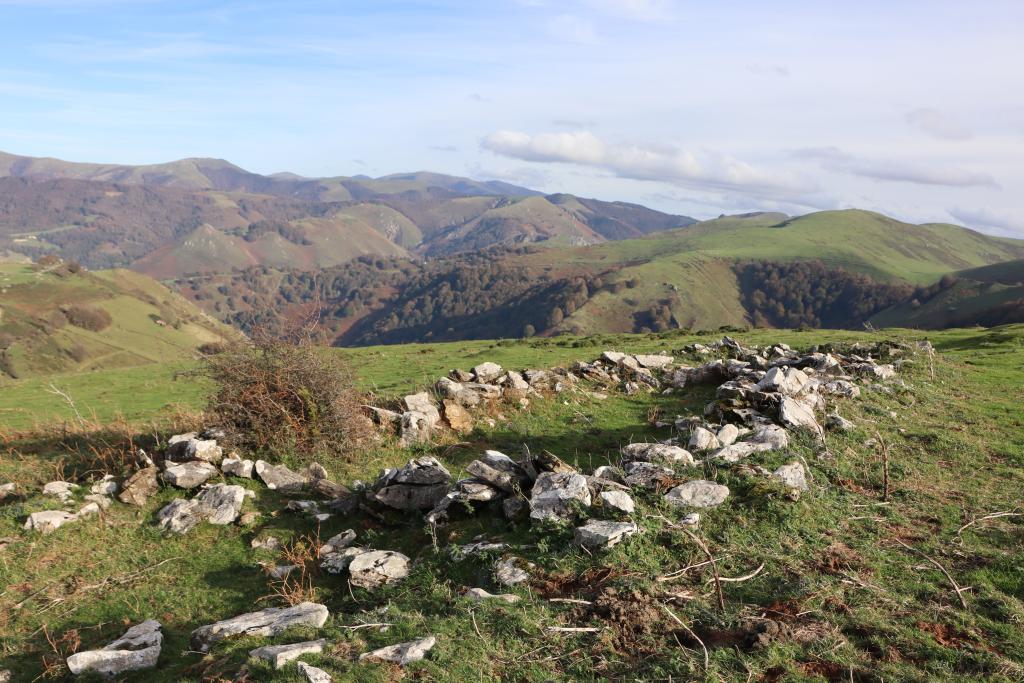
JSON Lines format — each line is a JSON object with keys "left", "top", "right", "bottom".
{"left": 0, "top": 150, "right": 697, "bottom": 276}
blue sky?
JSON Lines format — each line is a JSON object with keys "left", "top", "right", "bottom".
{"left": 1, "top": 0, "right": 1022, "bottom": 234}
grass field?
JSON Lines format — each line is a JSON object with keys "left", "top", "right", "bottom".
{"left": 0, "top": 325, "right": 1023, "bottom": 680}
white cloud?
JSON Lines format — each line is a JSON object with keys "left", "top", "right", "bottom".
{"left": 795, "top": 147, "right": 998, "bottom": 188}
{"left": 481, "top": 130, "right": 818, "bottom": 199}
{"left": 947, "top": 206, "right": 1024, "bottom": 237}
{"left": 583, "top": 0, "right": 676, "bottom": 22}
{"left": 906, "top": 108, "right": 972, "bottom": 141}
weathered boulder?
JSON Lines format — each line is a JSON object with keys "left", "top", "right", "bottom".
{"left": 320, "top": 529, "right": 357, "bottom": 556}
{"left": 399, "top": 411, "right": 432, "bottom": 445}
{"left": 90, "top": 475, "right": 119, "bottom": 496}
{"left": 465, "top": 450, "right": 529, "bottom": 492}
{"left": 442, "top": 400, "right": 473, "bottom": 433}
{"left": 756, "top": 366, "right": 809, "bottom": 396}
{"left": 156, "top": 484, "right": 245, "bottom": 533}
{"left": 750, "top": 424, "right": 790, "bottom": 449}
{"left": 348, "top": 550, "right": 411, "bottom": 589}
{"left": 634, "top": 354, "right": 674, "bottom": 369}
{"left": 162, "top": 461, "right": 218, "bottom": 489}
{"left": 473, "top": 362, "right": 503, "bottom": 383}
{"left": 66, "top": 620, "right": 162, "bottom": 676}
{"left": 773, "top": 462, "right": 808, "bottom": 491}
{"left": 250, "top": 639, "right": 326, "bottom": 669}
{"left": 191, "top": 602, "right": 329, "bottom": 652}
{"left": 360, "top": 636, "right": 436, "bottom": 666}
{"left": 404, "top": 392, "right": 441, "bottom": 428}
{"left": 665, "top": 480, "right": 730, "bottom": 509}
{"left": 298, "top": 661, "right": 332, "bottom": 683}
{"left": 166, "top": 438, "right": 223, "bottom": 465}
{"left": 575, "top": 520, "right": 640, "bottom": 550}
{"left": 118, "top": 467, "right": 159, "bottom": 506}
{"left": 778, "top": 396, "right": 822, "bottom": 434}
{"left": 825, "top": 413, "right": 856, "bottom": 432}
{"left": 255, "top": 460, "right": 307, "bottom": 492}
{"left": 620, "top": 443, "right": 695, "bottom": 466}
{"left": 822, "top": 380, "right": 860, "bottom": 399}
{"left": 42, "top": 480, "right": 78, "bottom": 502}
{"left": 688, "top": 427, "right": 722, "bottom": 452}
{"left": 716, "top": 423, "right": 740, "bottom": 446}
{"left": 529, "top": 472, "right": 591, "bottom": 521}
{"left": 495, "top": 557, "right": 534, "bottom": 585}
{"left": 709, "top": 441, "right": 774, "bottom": 463}
{"left": 221, "top": 456, "right": 254, "bottom": 478}
{"left": 373, "top": 457, "right": 452, "bottom": 511}
{"left": 599, "top": 489, "right": 635, "bottom": 514}
{"left": 320, "top": 547, "right": 370, "bottom": 574}
{"left": 24, "top": 510, "right": 77, "bottom": 534}
{"left": 623, "top": 461, "right": 674, "bottom": 489}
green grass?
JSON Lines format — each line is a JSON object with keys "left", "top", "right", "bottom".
{"left": 1, "top": 326, "right": 1023, "bottom": 680}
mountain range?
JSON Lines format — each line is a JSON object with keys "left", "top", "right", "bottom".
{"left": 0, "top": 150, "right": 696, "bottom": 277}
{"left": 1, "top": 150, "right": 1023, "bottom": 357}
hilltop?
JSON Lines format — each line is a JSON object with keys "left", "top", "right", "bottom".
{"left": 181, "top": 210, "right": 1024, "bottom": 344}
{"left": 0, "top": 260, "right": 238, "bottom": 383}
{"left": 0, "top": 151, "right": 696, "bottom": 276}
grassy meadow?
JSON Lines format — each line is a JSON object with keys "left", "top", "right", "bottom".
{"left": 0, "top": 325, "right": 1022, "bottom": 680}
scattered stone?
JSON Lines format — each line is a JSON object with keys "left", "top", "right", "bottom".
{"left": 0, "top": 482, "right": 16, "bottom": 502}
{"left": 404, "top": 392, "right": 441, "bottom": 428}
{"left": 373, "top": 457, "right": 452, "bottom": 511}
{"left": 466, "top": 451, "right": 529, "bottom": 492}
{"left": 574, "top": 520, "right": 640, "bottom": 550}
{"left": 255, "top": 460, "right": 307, "bottom": 492}
{"left": 66, "top": 619, "right": 162, "bottom": 676}
{"left": 750, "top": 424, "right": 790, "bottom": 449}
{"left": 360, "top": 636, "right": 436, "bottom": 666}
{"left": 778, "top": 396, "right": 822, "bottom": 434}
{"left": 164, "top": 438, "right": 223, "bottom": 464}
{"left": 24, "top": 510, "right": 77, "bottom": 534}
{"left": 251, "top": 536, "right": 281, "bottom": 551}
{"left": 634, "top": 354, "right": 674, "bottom": 369}
{"left": 473, "top": 362, "right": 503, "bottom": 383}
{"left": 298, "top": 661, "right": 332, "bottom": 683}
{"left": 825, "top": 413, "right": 856, "bottom": 432}
{"left": 757, "top": 366, "right": 809, "bottom": 396}
{"left": 399, "top": 411, "right": 432, "bottom": 445}
{"left": 118, "top": 467, "right": 159, "bottom": 506}
{"left": 348, "top": 550, "right": 411, "bottom": 589}
{"left": 773, "top": 462, "right": 809, "bottom": 491}
{"left": 83, "top": 493, "right": 112, "bottom": 510}
{"left": 680, "top": 512, "right": 700, "bottom": 526}
{"left": 162, "top": 461, "right": 219, "bottom": 489}
{"left": 592, "top": 465, "right": 626, "bottom": 483}
{"left": 90, "top": 475, "right": 119, "bottom": 496}
{"left": 320, "top": 547, "right": 369, "bottom": 574}
{"left": 623, "top": 461, "right": 674, "bottom": 489}
{"left": 503, "top": 497, "right": 528, "bottom": 521}
{"left": 688, "top": 427, "right": 722, "bottom": 452}
{"left": 320, "top": 529, "right": 357, "bottom": 556}
{"left": 665, "top": 481, "right": 730, "bottom": 509}
{"left": 620, "top": 443, "right": 695, "bottom": 466}
{"left": 191, "top": 602, "right": 329, "bottom": 652}
{"left": 529, "top": 471, "right": 591, "bottom": 521}
{"left": 464, "top": 587, "right": 520, "bottom": 603}
{"left": 156, "top": 484, "right": 245, "bottom": 533}
{"left": 716, "top": 423, "right": 740, "bottom": 446}
{"left": 42, "top": 480, "right": 78, "bottom": 502}
{"left": 238, "top": 511, "right": 261, "bottom": 526}
{"left": 442, "top": 400, "right": 473, "bottom": 433}
{"left": 599, "top": 489, "right": 635, "bottom": 514}
{"left": 495, "top": 557, "right": 534, "bottom": 586}
{"left": 222, "top": 456, "right": 254, "bottom": 478}
{"left": 250, "top": 639, "right": 326, "bottom": 669}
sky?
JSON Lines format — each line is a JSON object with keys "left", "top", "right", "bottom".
{"left": 1, "top": 0, "right": 1022, "bottom": 235}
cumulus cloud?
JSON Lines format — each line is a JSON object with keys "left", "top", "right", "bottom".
{"left": 795, "top": 146, "right": 998, "bottom": 188}
{"left": 947, "top": 206, "right": 1024, "bottom": 237}
{"left": 482, "top": 130, "right": 817, "bottom": 199}
{"left": 906, "top": 108, "right": 972, "bottom": 141}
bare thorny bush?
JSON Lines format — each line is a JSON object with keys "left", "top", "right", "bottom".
{"left": 200, "top": 323, "right": 369, "bottom": 462}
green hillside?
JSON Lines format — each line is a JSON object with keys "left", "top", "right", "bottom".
{"left": 0, "top": 261, "right": 239, "bottom": 382}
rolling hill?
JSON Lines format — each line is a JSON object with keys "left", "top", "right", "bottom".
{"left": 0, "top": 151, "right": 696, "bottom": 276}
{"left": 178, "top": 209, "right": 1024, "bottom": 345}
{"left": 0, "top": 260, "right": 240, "bottom": 381}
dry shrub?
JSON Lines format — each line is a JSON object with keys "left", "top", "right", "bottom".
{"left": 201, "top": 331, "right": 368, "bottom": 459}
{"left": 64, "top": 304, "right": 113, "bottom": 332}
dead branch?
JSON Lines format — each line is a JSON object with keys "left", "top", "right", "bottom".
{"left": 894, "top": 539, "right": 968, "bottom": 609}
{"left": 545, "top": 626, "right": 604, "bottom": 633}
{"left": 660, "top": 603, "right": 709, "bottom": 670}
{"left": 956, "top": 511, "right": 1023, "bottom": 537}
{"left": 706, "top": 561, "right": 765, "bottom": 584}
{"left": 681, "top": 528, "right": 725, "bottom": 612}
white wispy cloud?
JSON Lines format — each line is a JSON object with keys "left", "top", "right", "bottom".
{"left": 947, "top": 206, "right": 1024, "bottom": 237}
{"left": 546, "top": 15, "right": 598, "bottom": 44}
{"left": 795, "top": 147, "right": 998, "bottom": 188}
{"left": 481, "top": 129, "right": 817, "bottom": 197}
{"left": 906, "top": 108, "right": 972, "bottom": 141}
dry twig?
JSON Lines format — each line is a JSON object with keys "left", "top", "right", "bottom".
{"left": 895, "top": 539, "right": 968, "bottom": 609}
